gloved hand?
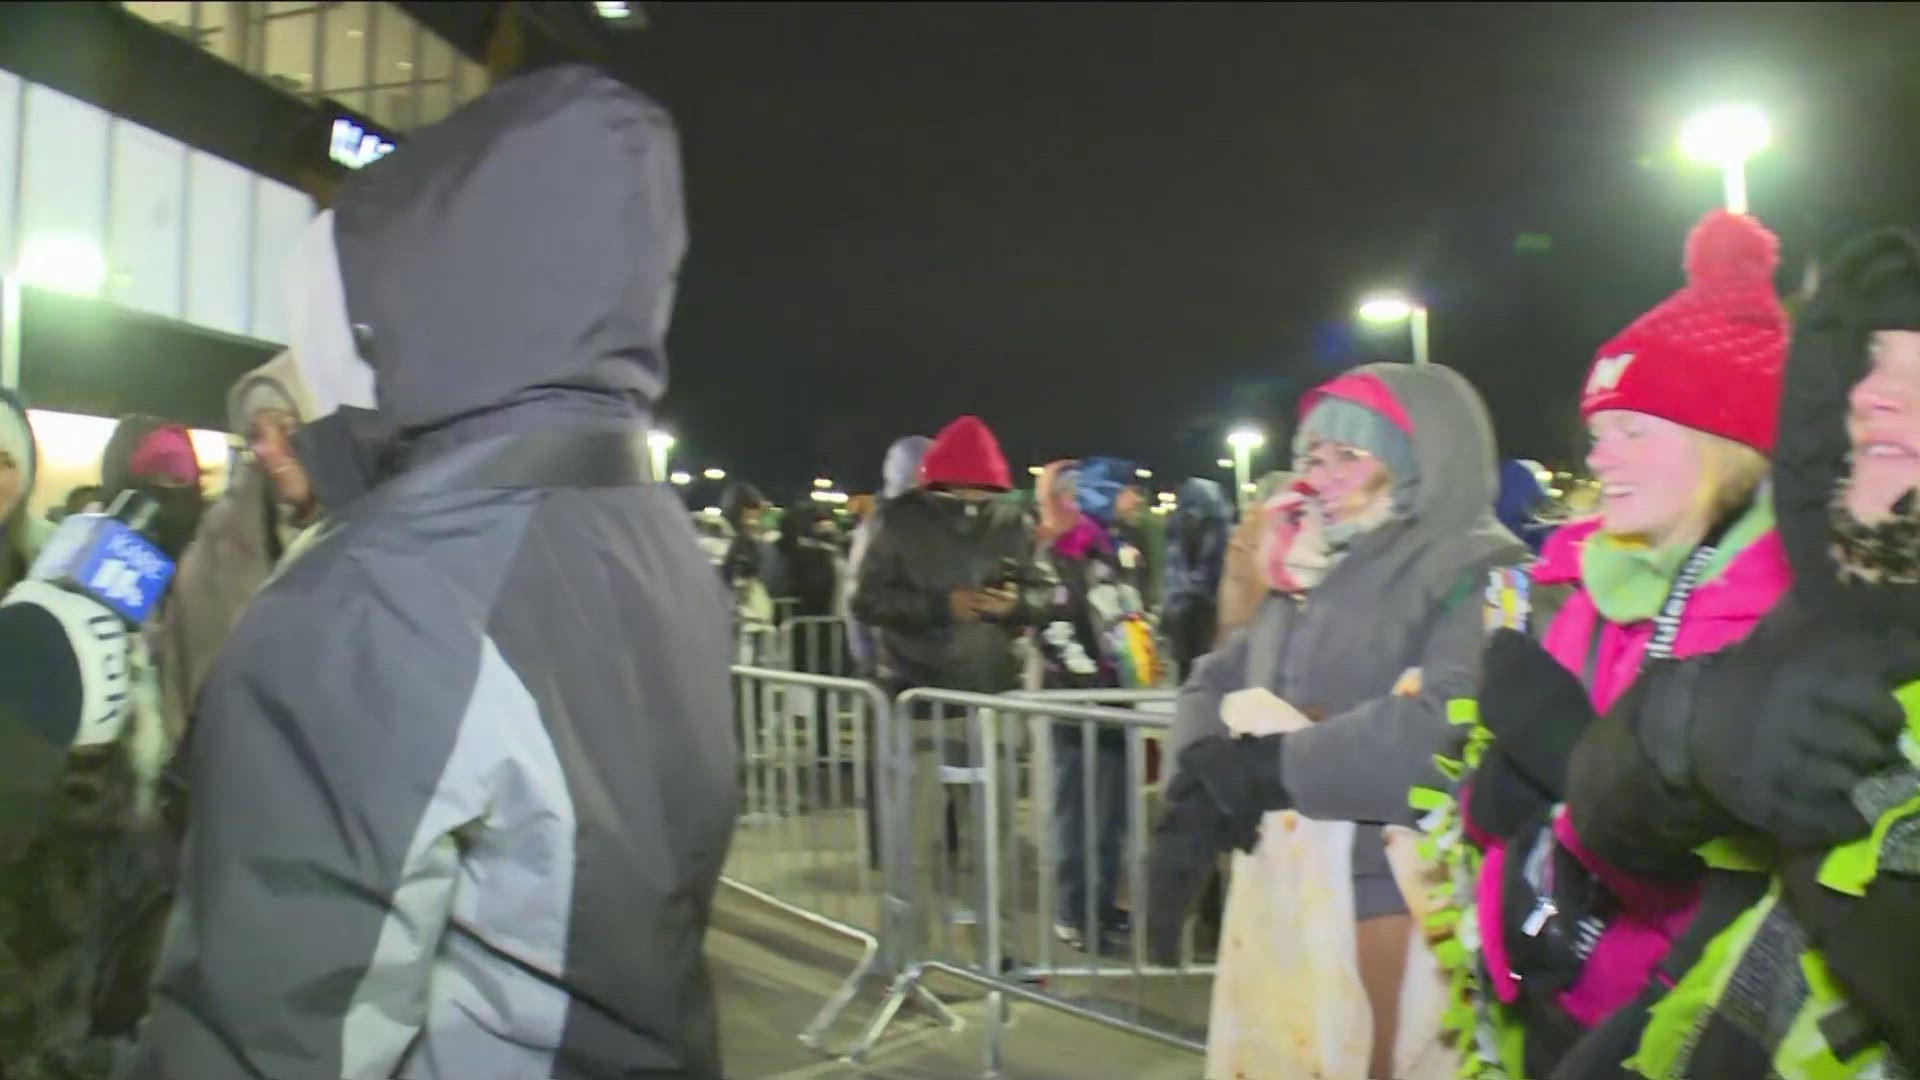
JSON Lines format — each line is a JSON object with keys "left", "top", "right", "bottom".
{"left": 1467, "top": 747, "right": 1559, "bottom": 841}
{"left": 1174, "top": 733, "right": 1288, "bottom": 853}
{"left": 1688, "top": 624, "right": 1920, "bottom": 851}
{"left": 1478, "top": 628, "right": 1595, "bottom": 798}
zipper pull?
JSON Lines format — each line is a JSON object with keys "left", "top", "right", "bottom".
{"left": 1520, "top": 896, "right": 1557, "bottom": 938}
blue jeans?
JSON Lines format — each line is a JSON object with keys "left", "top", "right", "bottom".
{"left": 1052, "top": 724, "right": 1128, "bottom": 931}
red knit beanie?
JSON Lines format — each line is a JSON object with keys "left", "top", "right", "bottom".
{"left": 919, "top": 415, "right": 1013, "bottom": 492}
{"left": 1580, "top": 209, "right": 1787, "bottom": 453}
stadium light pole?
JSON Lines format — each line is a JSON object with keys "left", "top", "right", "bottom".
{"left": 646, "top": 431, "right": 676, "bottom": 482}
{"left": 1680, "top": 104, "right": 1770, "bottom": 214}
{"left": 1226, "top": 427, "right": 1266, "bottom": 511}
{"left": 1357, "top": 294, "right": 1429, "bottom": 366}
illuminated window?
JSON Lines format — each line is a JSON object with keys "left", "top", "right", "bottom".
{"left": 260, "top": 3, "right": 321, "bottom": 96}
{"left": 318, "top": 1, "right": 371, "bottom": 113}
{"left": 119, "top": 3, "right": 471, "bottom": 132}
{"left": 367, "top": 3, "right": 419, "bottom": 130}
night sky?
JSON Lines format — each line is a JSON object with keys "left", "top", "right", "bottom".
{"left": 618, "top": 2, "right": 1920, "bottom": 501}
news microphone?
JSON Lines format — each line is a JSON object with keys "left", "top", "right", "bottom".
{"left": 0, "top": 491, "right": 178, "bottom": 750}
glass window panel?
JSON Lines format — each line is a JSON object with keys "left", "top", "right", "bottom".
{"left": 0, "top": 71, "right": 20, "bottom": 271}
{"left": 184, "top": 150, "right": 251, "bottom": 336}
{"left": 415, "top": 30, "right": 454, "bottom": 126}
{"left": 367, "top": 4, "right": 418, "bottom": 129}
{"left": 108, "top": 121, "right": 188, "bottom": 319}
{"left": 261, "top": 5, "right": 319, "bottom": 95}
{"left": 318, "top": 1, "right": 371, "bottom": 112}
{"left": 18, "top": 85, "right": 110, "bottom": 273}
{"left": 249, "top": 177, "right": 315, "bottom": 344}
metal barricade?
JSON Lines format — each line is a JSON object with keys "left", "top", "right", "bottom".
{"left": 780, "top": 615, "right": 854, "bottom": 677}
{"left": 723, "top": 665, "right": 955, "bottom": 1051}
{"left": 847, "top": 688, "right": 1209, "bottom": 1073}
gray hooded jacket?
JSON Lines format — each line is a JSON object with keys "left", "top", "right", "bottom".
{"left": 139, "top": 67, "right": 736, "bottom": 1079}
{"left": 1170, "top": 363, "right": 1524, "bottom": 836}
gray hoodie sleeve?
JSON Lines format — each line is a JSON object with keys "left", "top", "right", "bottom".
{"left": 1280, "top": 585, "right": 1484, "bottom": 824}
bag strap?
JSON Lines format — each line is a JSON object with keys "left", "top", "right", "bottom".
{"left": 451, "top": 428, "right": 655, "bottom": 491}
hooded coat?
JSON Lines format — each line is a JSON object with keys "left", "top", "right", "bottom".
{"left": 0, "top": 390, "right": 43, "bottom": 594}
{"left": 1553, "top": 230, "right": 1920, "bottom": 1080}
{"left": 98, "top": 416, "right": 206, "bottom": 563}
{"left": 1164, "top": 478, "right": 1230, "bottom": 676}
{"left": 150, "top": 351, "right": 317, "bottom": 744}
{"left": 1168, "top": 364, "right": 1526, "bottom": 891}
{"left": 851, "top": 419, "right": 1056, "bottom": 694}
{"left": 846, "top": 435, "right": 931, "bottom": 674}
{"left": 138, "top": 67, "right": 737, "bottom": 1079}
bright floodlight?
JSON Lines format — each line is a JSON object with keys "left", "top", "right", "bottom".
{"left": 1135, "top": 467, "right": 1153, "bottom": 480}
{"left": 813, "top": 477, "right": 834, "bottom": 490}
{"left": 703, "top": 467, "right": 726, "bottom": 481}
{"left": 18, "top": 236, "right": 108, "bottom": 296}
{"left": 669, "top": 471, "right": 692, "bottom": 486}
{"left": 647, "top": 431, "right": 676, "bottom": 450}
{"left": 1357, "top": 295, "right": 1418, "bottom": 324}
{"left": 1216, "top": 457, "right": 1234, "bottom": 469}
{"left": 1680, "top": 105, "right": 1770, "bottom": 166}
{"left": 1226, "top": 428, "right": 1266, "bottom": 452}
{"left": 1157, "top": 491, "right": 1176, "bottom": 503}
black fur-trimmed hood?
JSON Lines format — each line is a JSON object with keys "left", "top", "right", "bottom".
{"left": 1775, "top": 228, "right": 1920, "bottom": 628}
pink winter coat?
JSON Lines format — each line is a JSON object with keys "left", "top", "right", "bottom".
{"left": 1474, "top": 518, "right": 1790, "bottom": 1029}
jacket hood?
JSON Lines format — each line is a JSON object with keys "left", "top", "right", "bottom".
{"left": 1174, "top": 477, "right": 1230, "bottom": 522}
{"left": 881, "top": 435, "right": 933, "bottom": 498}
{"left": 720, "top": 481, "right": 766, "bottom": 526}
{"left": 101, "top": 415, "right": 189, "bottom": 495}
{"left": 1776, "top": 228, "right": 1920, "bottom": 627}
{"left": 1075, "top": 456, "right": 1137, "bottom": 527}
{"left": 316, "top": 64, "right": 686, "bottom": 440}
{"left": 1496, "top": 458, "right": 1553, "bottom": 553}
{"left": 920, "top": 416, "right": 1012, "bottom": 491}
{"left": 1300, "top": 363, "right": 1523, "bottom": 569}
{"left": 226, "top": 350, "right": 317, "bottom": 435}
{"left": 0, "top": 389, "right": 35, "bottom": 527}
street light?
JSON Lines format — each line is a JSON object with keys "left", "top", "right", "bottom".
{"left": 1216, "top": 457, "right": 1234, "bottom": 470}
{"left": 668, "top": 471, "right": 692, "bottom": 486}
{"left": 1226, "top": 427, "right": 1266, "bottom": 511}
{"left": 1680, "top": 104, "right": 1770, "bottom": 214}
{"left": 703, "top": 467, "right": 726, "bottom": 481}
{"left": 1135, "top": 467, "right": 1153, "bottom": 480}
{"left": 1357, "top": 294, "right": 1430, "bottom": 366}
{"left": 17, "top": 236, "right": 107, "bottom": 296}
{"left": 646, "top": 430, "right": 676, "bottom": 482}
{"left": 813, "top": 477, "right": 834, "bottom": 490}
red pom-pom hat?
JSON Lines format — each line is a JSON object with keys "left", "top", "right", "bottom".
{"left": 1580, "top": 209, "right": 1788, "bottom": 453}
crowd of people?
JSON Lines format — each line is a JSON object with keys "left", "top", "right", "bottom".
{"left": 0, "top": 57, "right": 1914, "bottom": 1080}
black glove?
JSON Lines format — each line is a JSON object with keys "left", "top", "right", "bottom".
{"left": 1175, "top": 733, "right": 1288, "bottom": 853}
{"left": 1689, "top": 623, "right": 1920, "bottom": 851}
{"left": 1478, "top": 628, "right": 1596, "bottom": 798}
{"left": 1467, "top": 747, "right": 1560, "bottom": 841}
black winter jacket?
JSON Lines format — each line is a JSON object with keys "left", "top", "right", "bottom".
{"left": 851, "top": 490, "right": 1056, "bottom": 694}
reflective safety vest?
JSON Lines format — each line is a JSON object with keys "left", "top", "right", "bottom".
{"left": 1631, "top": 681, "right": 1920, "bottom": 1080}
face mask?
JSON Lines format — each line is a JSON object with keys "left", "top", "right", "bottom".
{"left": 135, "top": 483, "right": 206, "bottom": 561}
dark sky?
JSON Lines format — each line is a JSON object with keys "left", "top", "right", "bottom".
{"left": 619, "top": 2, "right": 1920, "bottom": 501}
